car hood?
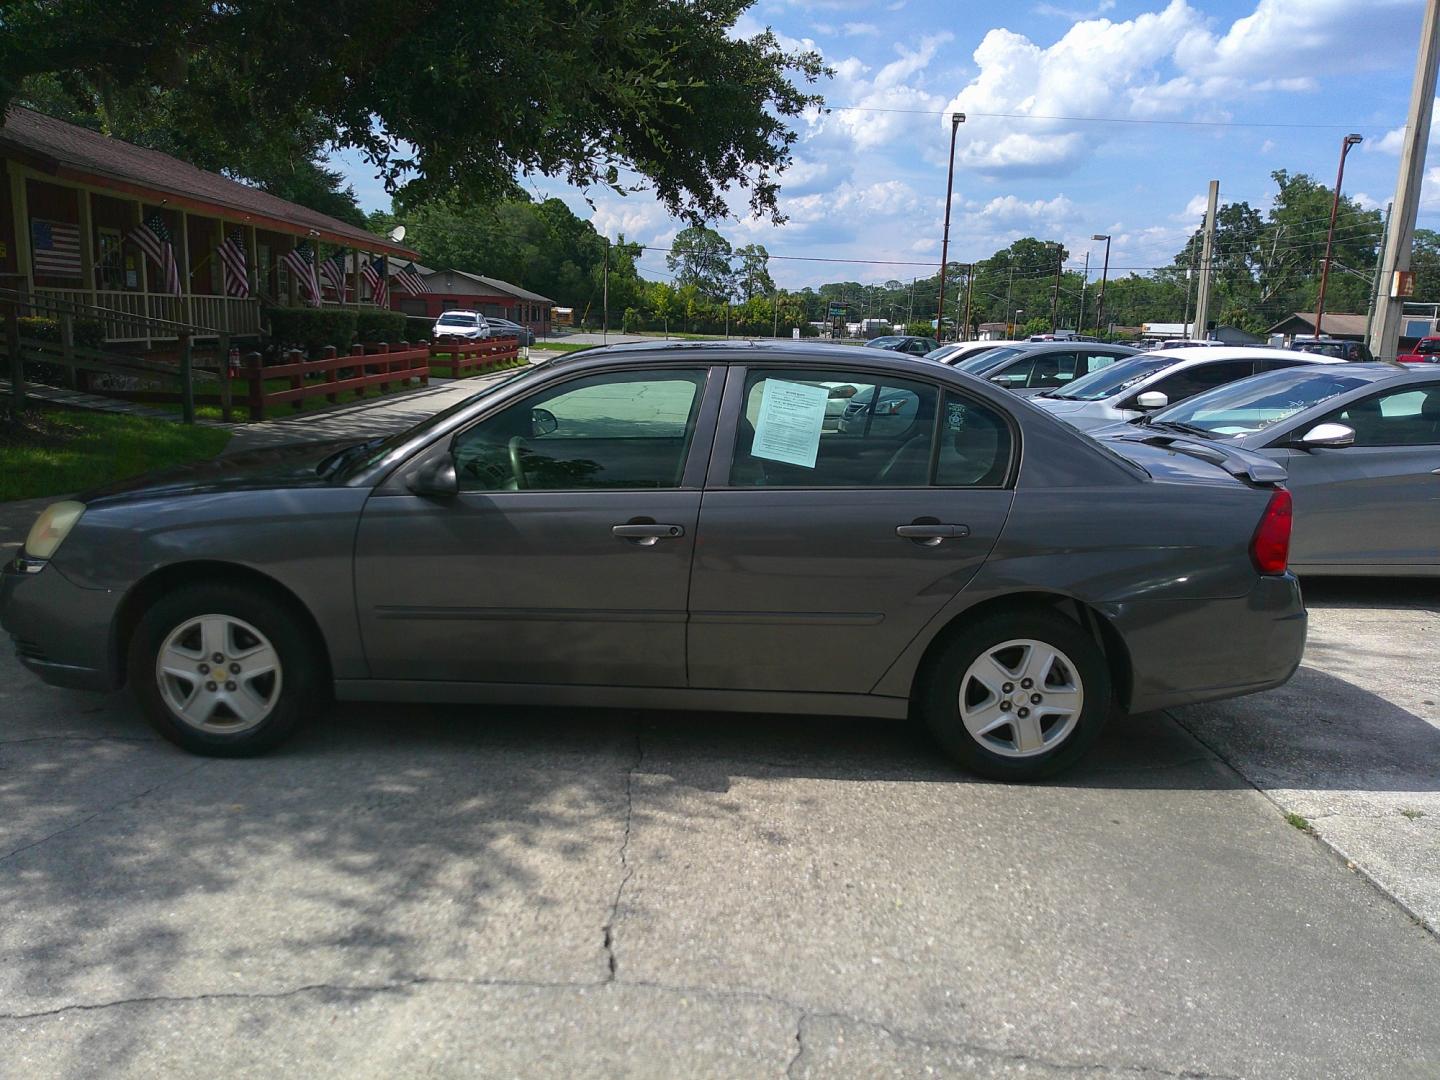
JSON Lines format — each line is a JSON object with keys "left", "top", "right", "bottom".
{"left": 1097, "top": 430, "right": 1288, "bottom": 485}
{"left": 79, "top": 438, "right": 360, "bottom": 506}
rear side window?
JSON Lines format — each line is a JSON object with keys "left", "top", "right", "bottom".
{"left": 936, "top": 393, "right": 1013, "bottom": 486}
{"left": 728, "top": 370, "right": 1012, "bottom": 488}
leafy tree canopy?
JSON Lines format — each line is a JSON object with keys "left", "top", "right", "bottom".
{"left": 668, "top": 226, "right": 737, "bottom": 301}
{"left": 2, "top": 0, "right": 826, "bottom": 222}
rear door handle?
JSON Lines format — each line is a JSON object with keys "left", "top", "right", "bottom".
{"left": 613, "top": 523, "right": 685, "bottom": 545}
{"left": 896, "top": 523, "right": 970, "bottom": 546}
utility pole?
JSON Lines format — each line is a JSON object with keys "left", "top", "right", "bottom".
{"left": 936, "top": 113, "right": 965, "bottom": 341}
{"left": 1192, "top": 181, "right": 1220, "bottom": 342}
{"left": 602, "top": 236, "right": 610, "bottom": 344}
{"left": 1315, "top": 133, "right": 1365, "bottom": 339}
{"left": 1366, "top": 202, "right": 1394, "bottom": 342}
{"left": 908, "top": 278, "right": 915, "bottom": 326}
{"left": 962, "top": 264, "right": 975, "bottom": 341}
{"left": 1077, "top": 250, "right": 1090, "bottom": 333}
{"left": 1050, "top": 243, "right": 1063, "bottom": 331}
{"left": 1370, "top": 0, "right": 1440, "bottom": 360}
{"left": 1003, "top": 263, "right": 1015, "bottom": 335}
{"left": 1092, "top": 234, "right": 1111, "bottom": 336}
{"left": 773, "top": 291, "right": 779, "bottom": 339}
{"left": 1181, "top": 235, "right": 1199, "bottom": 337}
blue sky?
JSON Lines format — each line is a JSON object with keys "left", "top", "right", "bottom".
{"left": 333, "top": 0, "right": 1439, "bottom": 289}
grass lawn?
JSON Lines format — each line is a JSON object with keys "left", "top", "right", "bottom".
{"left": 0, "top": 408, "right": 232, "bottom": 502}
{"left": 529, "top": 342, "right": 599, "bottom": 354}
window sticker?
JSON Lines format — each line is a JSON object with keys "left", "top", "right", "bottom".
{"left": 751, "top": 379, "right": 830, "bottom": 468}
{"left": 947, "top": 401, "right": 969, "bottom": 429}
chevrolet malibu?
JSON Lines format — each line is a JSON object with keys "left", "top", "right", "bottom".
{"left": 2, "top": 342, "right": 1306, "bottom": 781}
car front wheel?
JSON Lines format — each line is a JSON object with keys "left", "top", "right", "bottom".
{"left": 129, "top": 584, "right": 322, "bottom": 756}
{"left": 919, "top": 610, "right": 1111, "bottom": 781}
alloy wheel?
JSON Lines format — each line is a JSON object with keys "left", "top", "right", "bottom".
{"left": 958, "top": 638, "right": 1084, "bottom": 758}
{"left": 155, "top": 614, "right": 283, "bottom": 734}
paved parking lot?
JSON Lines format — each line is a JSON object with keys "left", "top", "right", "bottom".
{"left": 2, "top": 579, "right": 1439, "bottom": 1077}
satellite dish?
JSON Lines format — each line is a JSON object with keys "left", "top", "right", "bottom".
{"left": 388, "top": 225, "right": 407, "bottom": 243}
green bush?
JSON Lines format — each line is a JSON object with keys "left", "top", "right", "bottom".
{"left": 403, "top": 315, "right": 434, "bottom": 342}
{"left": 17, "top": 316, "right": 106, "bottom": 347}
{"left": 621, "top": 307, "right": 642, "bottom": 333}
{"left": 265, "top": 307, "right": 357, "bottom": 355}
{"left": 354, "top": 309, "right": 408, "bottom": 344}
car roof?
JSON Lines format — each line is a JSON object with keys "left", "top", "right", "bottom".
{"left": 437, "top": 309, "right": 481, "bottom": 317}
{"left": 1140, "top": 345, "right": 1345, "bottom": 366}
{"left": 1289, "top": 360, "right": 1440, "bottom": 384}
{"left": 552, "top": 338, "right": 963, "bottom": 371}
{"left": 999, "top": 340, "right": 1137, "bottom": 354}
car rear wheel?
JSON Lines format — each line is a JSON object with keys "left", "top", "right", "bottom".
{"left": 129, "top": 584, "right": 321, "bottom": 756}
{"left": 919, "top": 611, "right": 1111, "bottom": 781}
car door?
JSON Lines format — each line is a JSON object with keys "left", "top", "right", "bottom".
{"left": 1265, "top": 384, "right": 1440, "bottom": 568}
{"left": 353, "top": 365, "right": 722, "bottom": 686}
{"left": 687, "top": 365, "right": 1017, "bottom": 693}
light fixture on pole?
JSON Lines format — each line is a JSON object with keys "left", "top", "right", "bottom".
{"left": 1091, "top": 234, "right": 1111, "bottom": 337}
{"left": 936, "top": 112, "right": 966, "bottom": 342}
{"left": 1314, "top": 133, "right": 1364, "bottom": 340}
{"left": 1014, "top": 308, "right": 1024, "bottom": 335}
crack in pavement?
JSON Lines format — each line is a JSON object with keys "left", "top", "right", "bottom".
{"left": 0, "top": 759, "right": 209, "bottom": 866}
{"left": 0, "top": 973, "right": 1241, "bottom": 1078}
{"left": 601, "top": 728, "right": 644, "bottom": 982}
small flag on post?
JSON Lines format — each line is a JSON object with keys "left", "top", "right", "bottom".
{"left": 280, "top": 241, "right": 323, "bottom": 307}
{"left": 128, "top": 212, "right": 182, "bottom": 296}
{"left": 320, "top": 248, "right": 349, "bottom": 298}
{"left": 393, "top": 262, "right": 426, "bottom": 296}
{"left": 361, "top": 256, "right": 388, "bottom": 306}
{"left": 30, "top": 220, "right": 82, "bottom": 278}
{"left": 217, "top": 229, "right": 250, "bottom": 298}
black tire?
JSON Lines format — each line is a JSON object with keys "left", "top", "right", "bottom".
{"left": 917, "top": 610, "right": 1111, "bottom": 782}
{"left": 128, "top": 583, "right": 323, "bottom": 757}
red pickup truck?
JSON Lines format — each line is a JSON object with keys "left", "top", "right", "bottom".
{"left": 1397, "top": 335, "right": 1440, "bottom": 363}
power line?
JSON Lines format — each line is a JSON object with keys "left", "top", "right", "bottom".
{"left": 821, "top": 104, "right": 1377, "bottom": 131}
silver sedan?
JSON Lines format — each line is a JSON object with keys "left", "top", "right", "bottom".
{"left": 1093, "top": 363, "right": 1440, "bottom": 576}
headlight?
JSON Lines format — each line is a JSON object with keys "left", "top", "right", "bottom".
{"left": 24, "top": 501, "right": 85, "bottom": 560}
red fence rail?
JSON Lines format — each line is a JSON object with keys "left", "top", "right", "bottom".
{"left": 428, "top": 336, "right": 520, "bottom": 378}
{"left": 241, "top": 341, "right": 431, "bottom": 421}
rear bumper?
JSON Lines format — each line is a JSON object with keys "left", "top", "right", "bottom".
{"left": 1105, "top": 574, "right": 1306, "bottom": 714}
{"left": 0, "top": 561, "right": 121, "bottom": 692}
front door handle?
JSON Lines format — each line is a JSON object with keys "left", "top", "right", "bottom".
{"left": 896, "top": 523, "right": 970, "bottom": 546}
{"left": 613, "top": 523, "right": 685, "bottom": 546}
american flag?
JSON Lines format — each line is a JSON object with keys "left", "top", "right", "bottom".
{"left": 30, "top": 220, "right": 82, "bottom": 278}
{"left": 393, "top": 262, "right": 426, "bottom": 296}
{"left": 280, "top": 241, "right": 322, "bottom": 307}
{"left": 361, "top": 256, "right": 388, "bottom": 306}
{"left": 128, "top": 212, "right": 181, "bottom": 295}
{"left": 217, "top": 228, "right": 250, "bottom": 298}
{"left": 320, "top": 248, "right": 349, "bottom": 298}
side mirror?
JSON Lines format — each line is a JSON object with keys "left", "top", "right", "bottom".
{"left": 1298, "top": 422, "right": 1355, "bottom": 449}
{"left": 1135, "top": 391, "right": 1169, "bottom": 410}
{"left": 531, "top": 407, "right": 558, "bottom": 437}
{"left": 827, "top": 384, "right": 858, "bottom": 399}
{"left": 408, "top": 457, "right": 458, "bottom": 498}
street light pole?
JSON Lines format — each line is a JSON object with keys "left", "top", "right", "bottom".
{"left": 1092, "top": 234, "right": 1111, "bottom": 337}
{"left": 936, "top": 112, "right": 965, "bottom": 342}
{"left": 1314, "top": 133, "right": 1365, "bottom": 340}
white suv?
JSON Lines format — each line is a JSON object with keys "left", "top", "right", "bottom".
{"left": 432, "top": 310, "right": 490, "bottom": 340}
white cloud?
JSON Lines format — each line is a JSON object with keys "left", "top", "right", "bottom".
{"left": 1371, "top": 100, "right": 1439, "bottom": 156}
{"left": 1175, "top": 0, "right": 1418, "bottom": 78}
{"left": 842, "top": 21, "right": 878, "bottom": 36}
{"left": 1033, "top": 0, "right": 1116, "bottom": 19}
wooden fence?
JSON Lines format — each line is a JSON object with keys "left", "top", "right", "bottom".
{"left": 428, "top": 336, "right": 520, "bottom": 378}
{"left": 239, "top": 342, "right": 431, "bottom": 420}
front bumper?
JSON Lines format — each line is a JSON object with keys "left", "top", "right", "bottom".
{"left": 1, "top": 560, "right": 122, "bottom": 691}
{"left": 1105, "top": 573, "right": 1307, "bottom": 714}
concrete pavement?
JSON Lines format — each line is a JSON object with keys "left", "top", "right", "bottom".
{"left": 4, "top": 626, "right": 1440, "bottom": 1076}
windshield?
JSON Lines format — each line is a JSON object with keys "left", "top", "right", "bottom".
{"left": 437, "top": 314, "right": 477, "bottom": 326}
{"left": 1148, "top": 367, "right": 1372, "bottom": 437}
{"left": 1048, "top": 355, "right": 1172, "bottom": 400}
{"left": 958, "top": 345, "right": 1026, "bottom": 374}
{"left": 866, "top": 337, "right": 901, "bottom": 347}
{"left": 339, "top": 364, "right": 544, "bottom": 478}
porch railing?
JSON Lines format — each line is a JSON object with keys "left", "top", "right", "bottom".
{"left": 28, "top": 287, "right": 259, "bottom": 343}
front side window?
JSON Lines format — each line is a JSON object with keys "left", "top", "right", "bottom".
{"left": 1317, "top": 385, "right": 1440, "bottom": 446}
{"left": 1048, "top": 356, "right": 1171, "bottom": 400}
{"left": 1024, "top": 352, "right": 1078, "bottom": 388}
{"left": 988, "top": 357, "right": 1035, "bottom": 389}
{"left": 1138, "top": 360, "right": 1257, "bottom": 407}
{"left": 453, "top": 370, "right": 707, "bottom": 491}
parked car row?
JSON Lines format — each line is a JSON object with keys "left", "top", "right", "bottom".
{"left": 431, "top": 310, "right": 536, "bottom": 346}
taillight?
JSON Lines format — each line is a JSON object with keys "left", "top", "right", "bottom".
{"left": 1250, "top": 488, "right": 1293, "bottom": 575}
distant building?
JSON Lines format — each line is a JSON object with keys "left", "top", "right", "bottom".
{"left": 1265, "top": 312, "right": 1367, "bottom": 344}
{"left": 976, "top": 321, "right": 1008, "bottom": 340}
{"left": 390, "top": 264, "right": 555, "bottom": 334}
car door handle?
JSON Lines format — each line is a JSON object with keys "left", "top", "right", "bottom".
{"left": 896, "top": 523, "right": 970, "bottom": 545}
{"left": 612, "top": 523, "right": 685, "bottom": 545}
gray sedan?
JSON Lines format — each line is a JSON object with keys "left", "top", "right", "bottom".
{"left": 2, "top": 341, "right": 1306, "bottom": 781}
{"left": 953, "top": 341, "right": 1139, "bottom": 396}
{"left": 1096, "top": 363, "right": 1440, "bottom": 575}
